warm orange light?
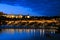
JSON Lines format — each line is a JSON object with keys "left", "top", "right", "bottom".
{"left": 27, "top": 16, "right": 30, "bottom": 18}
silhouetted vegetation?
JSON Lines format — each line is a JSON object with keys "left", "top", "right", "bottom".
{"left": 0, "top": 12, "right": 6, "bottom": 15}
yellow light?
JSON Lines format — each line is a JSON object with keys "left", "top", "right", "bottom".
{"left": 2, "top": 15, "right": 7, "bottom": 16}
{"left": 16, "top": 16, "right": 18, "bottom": 18}
{"left": 19, "top": 15, "right": 23, "bottom": 18}
{"left": 6, "top": 15, "right": 10, "bottom": 18}
{"left": 11, "top": 16, "right": 15, "bottom": 18}
{"left": 27, "top": 16, "right": 30, "bottom": 18}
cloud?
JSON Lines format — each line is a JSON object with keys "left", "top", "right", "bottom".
{"left": 0, "top": 4, "right": 31, "bottom": 14}
{"left": 0, "top": 0, "right": 60, "bottom": 16}
{"left": 0, "top": 4, "right": 44, "bottom": 16}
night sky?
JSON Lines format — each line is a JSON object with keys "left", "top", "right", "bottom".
{"left": 0, "top": 0, "right": 60, "bottom": 16}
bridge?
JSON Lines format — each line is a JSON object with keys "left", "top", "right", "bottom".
{"left": 4, "top": 19, "right": 58, "bottom": 25}
{"left": 0, "top": 19, "right": 60, "bottom": 29}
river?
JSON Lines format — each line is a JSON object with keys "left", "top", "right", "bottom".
{"left": 0, "top": 28, "right": 60, "bottom": 40}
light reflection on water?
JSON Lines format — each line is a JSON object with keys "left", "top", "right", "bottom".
{"left": 1, "top": 29, "right": 56, "bottom": 34}
{"left": 0, "top": 29, "right": 60, "bottom": 40}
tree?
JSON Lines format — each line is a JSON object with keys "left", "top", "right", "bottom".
{"left": 0, "top": 12, "right": 6, "bottom": 16}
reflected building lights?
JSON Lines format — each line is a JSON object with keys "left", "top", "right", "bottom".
{"left": 2, "top": 29, "right": 57, "bottom": 34}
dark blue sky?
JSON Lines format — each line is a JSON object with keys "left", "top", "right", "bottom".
{"left": 0, "top": 0, "right": 60, "bottom": 16}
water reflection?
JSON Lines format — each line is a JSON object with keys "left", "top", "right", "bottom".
{"left": 0, "top": 29, "right": 60, "bottom": 40}
{"left": 1, "top": 29, "right": 57, "bottom": 34}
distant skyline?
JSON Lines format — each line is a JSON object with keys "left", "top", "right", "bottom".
{"left": 0, "top": 0, "right": 60, "bottom": 16}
